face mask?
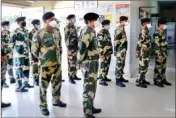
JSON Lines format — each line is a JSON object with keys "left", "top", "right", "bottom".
{"left": 49, "top": 20, "right": 58, "bottom": 28}
{"left": 2, "top": 26, "right": 10, "bottom": 31}
{"left": 125, "top": 22, "right": 129, "bottom": 26}
{"left": 163, "top": 25, "right": 167, "bottom": 29}
{"left": 147, "top": 24, "right": 152, "bottom": 29}
{"left": 72, "top": 18, "right": 76, "bottom": 23}
{"left": 21, "top": 22, "right": 26, "bottom": 27}
{"left": 36, "top": 24, "right": 41, "bottom": 30}
{"left": 106, "top": 25, "right": 110, "bottom": 30}
{"left": 94, "top": 21, "right": 101, "bottom": 27}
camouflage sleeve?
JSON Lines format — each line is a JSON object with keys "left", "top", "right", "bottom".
{"left": 136, "top": 33, "right": 143, "bottom": 52}
{"left": 153, "top": 33, "right": 161, "bottom": 57}
{"left": 77, "top": 32, "right": 90, "bottom": 64}
{"left": 114, "top": 28, "right": 121, "bottom": 53}
{"left": 97, "top": 32, "right": 105, "bottom": 55}
{"left": 9, "top": 33, "right": 16, "bottom": 50}
{"left": 64, "top": 27, "right": 69, "bottom": 47}
{"left": 28, "top": 32, "right": 33, "bottom": 51}
{"left": 31, "top": 33, "right": 41, "bottom": 59}
{"left": 59, "top": 31, "right": 62, "bottom": 54}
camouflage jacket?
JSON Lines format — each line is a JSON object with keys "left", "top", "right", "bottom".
{"left": 32, "top": 28, "right": 62, "bottom": 67}
{"left": 97, "top": 29, "right": 113, "bottom": 55}
{"left": 9, "top": 27, "right": 29, "bottom": 58}
{"left": 114, "top": 25, "right": 127, "bottom": 53}
{"left": 29, "top": 28, "right": 38, "bottom": 51}
{"left": 77, "top": 26, "right": 99, "bottom": 64}
{"left": 153, "top": 28, "right": 168, "bottom": 57}
{"left": 64, "top": 23, "right": 78, "bottom": 50}
{"left": 136, "top": 27, "right": 151, "bottom": 52}
{"left": 1, "top": 30, "right": 11, "bottom": 57}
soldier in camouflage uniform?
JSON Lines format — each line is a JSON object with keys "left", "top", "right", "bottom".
{"left": 114, "top": 16, "right": 129, "bottom": 87}
{"left": 77, "top": 12, "right": 102, "bottom": 118}
{"left": 1, "top": 22, "right": 11, "bottom": 108}
{"left": 64, "top": 14, "right": 81, "bottom": 84}
{"left": 9, "top": 17, "right": 34, "bottom": 92}
{"left": 97, "top": 20, "right": 113, "bottom": 86}
{"left": 1, "top": 21, "right": 11, "bottom": 88}
{"left": 29, "top": 19, "right": 41, "bottom": 86}
{"left": 153, "top": 18, "right": 171, "bottom": 87}
{"left": 136, "top": 18, "right": 152, "bottom": 88}
{"left": 31, "top": 12, "right": 66, "bottom": 116}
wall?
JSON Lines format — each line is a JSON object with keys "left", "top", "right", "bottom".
{"left": 31, "top": 1, "right": 54, "bottom": 12}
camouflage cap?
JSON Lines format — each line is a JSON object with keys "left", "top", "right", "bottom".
{"left": 16, "top": 16, "right": 26, "bottom": 22}
{"left": 120, "top": 16, "right": 128, "bottom": 22}
{"left": 67, "top": 14, "right": 75, "bottom": 20}
{"left": 84, "top": 12, "right": 99, "bottom": 21}
{"left": 102, "top": 20, "right": 110, "bottom": 26}
{"left": 42, "top": 12, "right": 55, "bottom": 21}
{"left": 1, "top": 21, "right": 10, "bottom": 26}
{"left": 158, "top": 18, "right": 167, "bottom": 25}
{"left": 31, "top": 19, "right": 40, "bottom": 25}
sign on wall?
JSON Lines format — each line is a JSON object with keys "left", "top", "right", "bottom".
{"left": 116, "top": 4, "right": 130, "bottom": 24}
{"left": 74, "top": 1, "right": 97, "bottom": 9}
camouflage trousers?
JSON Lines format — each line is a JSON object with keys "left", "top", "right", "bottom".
{"left": 82, "top": 60, "right": 99, "bottom": 115}
{"left": 1, "top": 62, "right": 7, "bottom": 88}
{"left": 115, "top": 51, "right": 126, "bottom": 80}
{"left": 40, "top": 64, "right": 62, "bottom": 108}
{"left": 15, "top": 57, "right": 30, "bottom": 89}
{"left": 154, "top": 56, "right": 167, "bottom": 83}
{"left": 31, "top": 53, "right": 39, "bottom": 80}
{"left": 67, "top": 49, "right": 77, "bottom": 78}
{"left": 99, "top": 55, "right": 111, "bottom": 81}
{"left": 138, "top": 50, "right": 150, "bottom": 80}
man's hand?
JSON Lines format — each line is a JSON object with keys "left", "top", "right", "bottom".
{"left": 159, "top": 56, "right": 163, "bottom": 62}
{"left": 100, "top": 55, "right": 105, "bottom": 60}
{"left": 136, "top": 51, "right": 140, "bottom": 58}
{"left": 1, "top": 56, "right": 7, "bottom": 62}
{"left": 76, "top": 64, "right": 81, "bottom": 70}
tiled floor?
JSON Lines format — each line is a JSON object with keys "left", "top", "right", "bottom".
{"left": 2, "top": 47, "right": 175, "bottom": 117}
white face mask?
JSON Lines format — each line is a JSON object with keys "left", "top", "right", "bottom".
{"left": 2, "top": 26, "right": 10, "bottom": 31}
{"left": 49, "top": 20, "right": 58, "bottom": 28}
{"left": 163, "top": 25, "right": 167, "bottom": 29}
{"left": 147, "top": 24, "right": 152, "bottom": 29}
{"left": 36, "top": 25, "right": 41, "bottom": 30}
{"left": 94, "top": 21, "right": 101, "bottom": 27}
{"left": 125, "top": 22, "right": 129, "bottom": 26}
{"left": 106, "top": 25, "right": 110, "bottom": 30}
{"left": 72, "top": 18, "right": 76, "bottom": 23}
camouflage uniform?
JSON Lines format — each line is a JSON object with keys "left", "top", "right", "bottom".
{"left": 77, "top": 26, "right": 99, "bottom": 116}
{"left": 9, "top": 27, "right": 30, "bottom": 90}
{"left": 153, "top": 28, "right": 168, "bottom": 83}
{"left": 97, "top": 29, "right": 113, "bottom": 81}
{"left": 136, "top": 27, "right": 151, "bottom": 82}
{"left": 32, "top": 28, "right": 62, "bottom": 109}
{"left": 64, "top": 23, "right": 78, "bottom": 78}
{"left": 114, "top": 25, "right": 127, "bottom": 80}
{"left": 29, "top": 29, "right": 40, "bottom": 82}
{"left": 1, "top": 30, "right": 11, "bottom": 86}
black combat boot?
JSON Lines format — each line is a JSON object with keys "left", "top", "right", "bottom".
{"left": 10, "top": 78, "right": 16, "bottom": 84}
{"left": 25, "top": 83, "right": 34, "bottom": 88}
{"left": 92, "top": 106, "right": 102, "bottom": 114}
{"left": 99, "top": 80, "right": 108, "bottom": 86}
{"left": 53, "top": 101, "right": 67, "bottom": 107}
{"left": 136, "top": 79, "right": 147, "bottom": 88}
{"left": 116, "top": 78, "right": 126, "bottom": 87}
{"left": 15, "top": 88, "right": 28, "bottom": 92}
{"left": 69, "top": 76, "right": 76, "bottom": 84}
{"left": 3, "top": 81, "right": 9, "bottom": 88}
{"left": 136, "top": 79, "right": 150, "bottom": 85}
{"left": 104, "top": 76, "right": 111, "bottom": 82}
{"left": 74, "top": 75, "right": 81, "bottom": 80}
{"left": 162, "top": 79, "right": 172, "bottom": 86}
{"left": 40, "top": 107, "right": 50, "bottom": 116}
{"left": 34, "top": 76, "right": 39, "bottom": 86}
{"left": 85, "top": 114, "right": 95, "bottom": 118}
{"left": 154, "top": 79, "right": 164, "bottom": 87}
{"left": 121, "top": 76, "right": 129, "bottom": 83}
{"left": 1, "top": 102, "right": 11, "bottom": 108}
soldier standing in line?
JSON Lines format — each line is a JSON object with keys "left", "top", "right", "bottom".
{"left": 1, "top": 25, "right": 11, "bottom": 108}
{"left": 64, "top": 14, "right": 81, "bottom": 84}
{"left": 9, "top": 16, "right": 34, "bottom": 92}
{"left": 153, "top": 18, "right": 171, "bottom": 87}
{"left": 1, "top": 21, "right": 11, "bottom": 88}
{"left": 97, "top": 20, "right": 113, "bottom": 86}
{"left": 29, "top": 19, "right": 41, "bottom": 86}
{"left": 136, "top": 18, "right": 152, "bottom": 88}
{"left": 77, "top": 12, "right": 102, "bottom": 118}
{"left": 32, "top": 12, "right": 66, "bottom": 116}
{"left": 114, "top": 16, "right": 129, "bottom": 87}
